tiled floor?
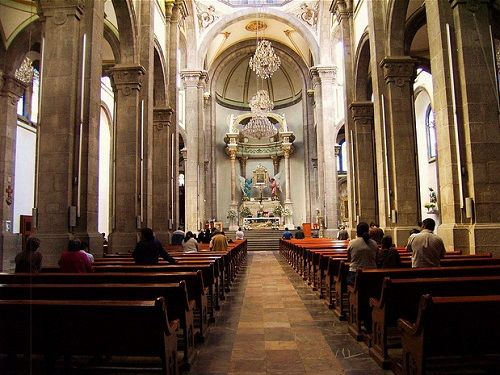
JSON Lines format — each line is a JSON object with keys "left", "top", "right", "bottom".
{"left": 188, "top": 251, "right": 391, "bottom": 375}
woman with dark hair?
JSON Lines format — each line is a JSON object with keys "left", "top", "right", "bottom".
{"left": 182, "top": 231, "right": 199, "bottom": 253}
{"left": 376, "top": 234, "right": 401, "bottom": 268}
{"left": 347, "top": 222, "right": 377, "bottom": 285}
{"left": 59, "top": 239, "right": 93, "bottom": 273}
{"left": 133, "top": 228, "right": 177, "bottom": 264}
{"left": 15, "top": 237, "right": 42, "bottom": 273}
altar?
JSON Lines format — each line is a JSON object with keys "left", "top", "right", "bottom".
{"left": 242, "top": 217, "right": 280, "bottom": 230}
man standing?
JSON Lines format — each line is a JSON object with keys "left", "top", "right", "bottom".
{"left": 337, "top": 225, "right": 349, "bottom": 240}
{"left": 406, "top": 218, "right": 446, "bottom": 268}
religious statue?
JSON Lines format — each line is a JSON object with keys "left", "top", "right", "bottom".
{"left": 269, "top": 171, "right": 283, "bottom": 200}
{"left": 238, "top": 176, "right": 253, "bottom": 200}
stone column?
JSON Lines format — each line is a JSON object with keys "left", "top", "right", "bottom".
{"left": 228, "top": 147, "right": 238, "bottom": 230}
{"left": 350, "top": 101, "right": 377, "bottom": 223}
{"left": 108, "top": 64, "right": 145, "bottom": 253}
{"left": 448, "top": 0, "right": 500, "bottom": 255}
{"left": 271, "top": 155, "right": 280, "bottom": 175}
{"left": 425, "top": 0, "right": 469, "bottom": 251}
{"left": 331, "top": 0, "right": 357, "bottom": 234}
{"left": 72, "top": 0, "right": 105, "bottom": 254}
{"left": 152, "top": 107, "right": 173, "bottom": 244}
{"left": 0, "top": 75, "right": 26, "bottom": 270}
{"left": 180, "top": 70, "right": 205, "bottom": 232}
{"left": 35, "top": 0, "right": 85, "bottom": 265}
{"left": 283, "top": 145, "right": 294, "bottom": 228}
{"left": 381, "top": 57, "right": 419, "bottom": 244}
{"left": 310, "top": 66, "right": 339, "bottom": 235}
{"left": 240, "top": 157, "right": 248, "bottom": 178}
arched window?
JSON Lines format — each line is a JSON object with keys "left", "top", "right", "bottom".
{"left": 425, "top": 105, "right": 437, "bottom": 160}
{"left": 336, "top": 140, "right": 347, "bottom": 172}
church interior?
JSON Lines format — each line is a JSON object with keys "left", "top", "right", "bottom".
{"left": 0, "top": 0, "right": 500, "bottom": 374}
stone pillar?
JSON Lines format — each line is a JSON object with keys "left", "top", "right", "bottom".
{"left": 310, "top": 66, "right": 339, "bottom": 235}
{"left": 331, "top": 0, "right": 357, "bottom": 234}
{"left": 152, "top": 107, "right": 173, "bottom": 244}
{"left": 180, "top": 70, "right": 205, "bottom": 232}
{"left": 271, "top": 155, "right": 280, "bottom": 175}
{"left": 35, "top": 0, "right": 85, "bottom": 265}
{"left": 283, "top": 146, "right": 294, "bottom": 228}
{"left": 72, "top": 0, "right": 105, "bottom": 254}
{"left": 0, "top": 75, "right": 26, "bottom": 270}
{"left": 240, "top": 157, "right": 248, "bottom": 178}
{"left": 229, "top": 149, "right": 237, "bottom": 206}
{"left": 425, "top": 0, "right": 469, "bottom": 251}
{"left": 167, "top": 3, "right": 180, "bottom": 229}
{"left": 108, "top": 64, "right": 145, "bottom": 253}
{"left": 448, "top": 0, "right": 500, "bottom": 255}
{"left": 350, "top": 101, "right": 377, "bottom": 223}
{"left": 381, "top": 57, "right": 419, "bottom": 244}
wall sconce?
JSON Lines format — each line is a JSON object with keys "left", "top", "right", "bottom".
{"left": 203, "top": 91, "right": 211, "bottom": 107}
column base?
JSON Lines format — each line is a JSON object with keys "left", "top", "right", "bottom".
{"left": 438, "top": 223, "right": 500, "bottom": 256}
{"left": 388, "top": 226, "right": 419, "bottom": 247}
{"left": 35, "top": 232, "right": 75, "bottom": 267}
{"left": 73, "top": 231, "right": 104, "bottom": 257}
{"left": 108, "top": 231, "right": 139, "bottom": 254}
{"left": 0, "top": 232, "right": 21, "bottom": 272}
{"left": 436, "top": 223, "right": 471, "bottom": 254}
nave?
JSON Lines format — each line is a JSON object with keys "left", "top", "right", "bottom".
{"left": 190, "top": 251, "right": 387, "bottom": 375}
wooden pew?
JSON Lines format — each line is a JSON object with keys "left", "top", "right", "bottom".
{"left": 398, "top": 295, "right": 500, "bottom": 375}
{"left": 369, "top": 276, "right": 500, "bottom": 369}
{"left": 91, "top": 263, "right": 217, "bottom": 324}
{"left": 0, "top": 297, "right": 179, "bottom": 375}
{"left": 347, "top": 259, "right": 500, "bottom": 341}
{"left": 0, "top": 282, "right": 196, "bottom": 370}
{"left": 0, "top": 271, "right": 209, "bottom": 343}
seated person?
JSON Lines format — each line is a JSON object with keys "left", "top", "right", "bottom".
{"left": 235, "top": 227, "right": 244, "bottom": 240}
{"left": 376, "top": 235, "right": 401, "bottom": 268}
{"left": 210, "top": 231, "right": 228, "bottom": 252}
{"left": 171, "top": 227, "right": 185, "bottom": 245}
{"left": 282, "top": 227, "right": 293, "bottom": 240}
{"left": 15, "top": 237, "right": 42, "bottom": 273}
{"left": 59, "top": 239, "right": 93, "bottom": 273}
{"left": 133, "top": 228, "right": 177, "bottom": 264}
{"left": 182, "top": 231, "right": 199, "bottom": 253}
{"left": 294, "top": 226, "right": 305, "bottom": 239}
{"left": 80, "top": 241, "right": 94, "bottom": 263}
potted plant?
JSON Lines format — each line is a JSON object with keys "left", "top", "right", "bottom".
{"left": 424, "top": 187, "right": 438, "bottom": 213}
{"left": 273, "top": 205, "right": 283, "bottom": 217}
{"left": 240, "top": 206, "right": 252, "bottom": 218}
{"left": 227, "top": 209, "right": 238, "bottom": 220}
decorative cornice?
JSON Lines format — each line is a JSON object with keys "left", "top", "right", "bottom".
{"left": 449, "top": 0, "right": 489, "bottom": 11}
{"left": 349, "top": 101, "right": 374, "bottom": 119}
{"left": 38, "top": 0, "right": 84, "bottom": 23}
{"left": 180, "top": 70, "right": 208, "bottom": 89}
{"left": 0, "top": 75, "right": 27, "bottom": 102}
{"left": 330, "top": 0, "right": 352, "bottom": 23}
{"left": 109, "top": 64, "right": 146, "bottom": 93}
{"left": 380, "top": 57, "right": 417, "bottom": 87}
{"left": 309, "top": 66, "right": 337, "bottom": 85}
{"left": 153, "top": 107, "right": 174, "bottom": 131}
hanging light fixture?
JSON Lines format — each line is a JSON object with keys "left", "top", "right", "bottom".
{"left": 248, "top": 3, "right": 280, "bottom": 79}
{"left": 249, "top": 40, "right": 281, "bottom": 79}
{"left": 242, "top": 90, "right": 277, "bottom": 140}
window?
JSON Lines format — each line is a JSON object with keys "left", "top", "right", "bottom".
{"left": 425, "top": 105, "right": 437, "bottom": 160}
{"left": 336, "top": 140, "right": 347, "bottom": 172}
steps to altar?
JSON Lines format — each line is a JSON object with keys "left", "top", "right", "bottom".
{"left": 226, "top": 229, "right": 288, "bottom": 251}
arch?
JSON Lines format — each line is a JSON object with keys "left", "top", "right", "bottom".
{"left": 198, "top": 8, "right": 320, "bottom": 68}
{"left": 111, "top": 0, "right": 137, "bottom": 63}
{"left": 103, "top": 21, "right": 121, "bottom": 63}
{"left": 386, "top": 0, "right": 410, "bottom": 56}
{"left": 3, "top": 19, "right": 42, "bottom": 75}
{"left": 209, "top": 39, "right": 311, "bottom": 98}
{"left": 153, "top": 39, "right": 167, "bottom": 107}
{"left": 353, "top": 30, "right": 372, "bottom": 101}
{"left": 404, "top": 4, "right": 426, "bottom": 55}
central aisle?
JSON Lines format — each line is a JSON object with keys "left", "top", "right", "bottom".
{"left": 189, "top": 252, "right": 389, "bottom": 375}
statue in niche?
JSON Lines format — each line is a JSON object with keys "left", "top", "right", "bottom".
{"left": 239, "top": 176, "right": 253, "bottom": 200}
{"left": 269, "top": 171, "right": 284, "bottom": 200}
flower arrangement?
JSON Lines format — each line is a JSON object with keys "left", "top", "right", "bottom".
{"left": 282, "top": 208, "right": 292, "bottom": 217}
{"left": 424, "top": 187, "right": 438, "bottom": 212}
{"left": 227, "top": 209, "right": 238, "bottom": 219}
{"left": 273, "top": 205, "right": 283, "bottom": 217}
{"left": 240, "top": 206, "right": 252, "bottom": 218}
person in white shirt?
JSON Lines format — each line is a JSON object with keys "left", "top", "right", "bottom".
{"left": 407, "top": 218, "right": 445, "bottom": 268}
{"left": 235, "top": 227, "right": 244, "bottom": 240}
{"left": 182, "top": 231, "right": 199, "bottom": 253}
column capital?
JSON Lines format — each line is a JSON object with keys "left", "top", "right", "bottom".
{"left": 0, "top": 74, "right": 27, "bottom": 102}
{"left": 180, "top": 147, "right": 187, "bottom": 161}
{"left": 153, "top": 107, "right": 174, "bottom": 131}
{"left": 309, "top": 66, "right": 338, "bottom": 85}
{"left": 449, "top": 0, "right": 489, "bottom": 10}
{"left": 110, "top": 64, "right": 146, "bottom": 93}
{"left": 349, "top": 101, "right": 374, "bottom": 121}
{"left": 180, "top": 70, "right": 208, "bottom": 89}
{"left": 38, "top": 0, "right": 84, "bottom": 22}
{"left": 330, "top": 0, "right": 352, "bottom": 23}
{"left": 380, "top": 56, "right": 417, "bottom": 87}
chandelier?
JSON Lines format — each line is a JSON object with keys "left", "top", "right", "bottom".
{"left": 15, "top": 57, "right": 34, "bottom": 84}
{"left": 242, "top": 90, "right": 277, "bottom": 140}
{"left": 249, "top": 40, "right": 281, "bottom": 79}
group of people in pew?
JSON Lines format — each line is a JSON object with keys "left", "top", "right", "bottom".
{"left": 282, "top": 226, "right": 305, "bottom": 240}
{"left": 171, "top": 225, "right": 238, "bottom": 251}
{"left": 15, "top": 237, "right": 95, "bottom": 273}
{"left": 346, "top": 218, "right": 445, "bottom": 285}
